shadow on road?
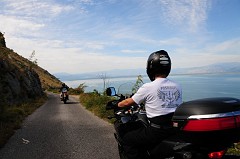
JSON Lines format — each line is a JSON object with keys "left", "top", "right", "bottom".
{"left": 64, "top": 101, "right": 80, "bottom": 104}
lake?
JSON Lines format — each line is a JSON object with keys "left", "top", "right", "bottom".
{"left": 64, "top": 73, "right": 240, "bottom": 101}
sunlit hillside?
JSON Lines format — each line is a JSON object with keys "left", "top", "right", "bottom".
{"left": 0, "top": 32, "right": 62, "bottom": 90}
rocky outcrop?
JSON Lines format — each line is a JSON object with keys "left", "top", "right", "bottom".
{"left": 0, "top": 32, "right": 44, "bottom": 105}
{"left": 0, "top": 32, "right": 6, "bottom": 47}
{"left": 0, "top": 58, "right": 44, "bottom": 105}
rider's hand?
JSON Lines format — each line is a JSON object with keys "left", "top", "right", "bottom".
{"left": 106, "top": 100, "right": 119, "bottom": 110}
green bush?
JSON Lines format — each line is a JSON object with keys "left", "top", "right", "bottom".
{"left": 79, "top": 93, "right": 115, "bottom": 121}
{"left": 226, "top": 142, "right": 240, "bottom": 156}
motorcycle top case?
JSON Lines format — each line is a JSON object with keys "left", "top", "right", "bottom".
{"left": 172, "top": 97, "right": 240, "bottom": 146}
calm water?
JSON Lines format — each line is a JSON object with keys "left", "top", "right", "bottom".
{"left": 64, "top": 73, "right": 240, "bottom": 101}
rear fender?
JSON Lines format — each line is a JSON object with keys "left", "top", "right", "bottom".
{"left": 62, "top": 92, "right": 67, "bottom": 98}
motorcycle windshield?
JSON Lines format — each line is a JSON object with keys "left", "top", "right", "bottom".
{"left": 117, "top": 82, "right": 136, "bottom": 98}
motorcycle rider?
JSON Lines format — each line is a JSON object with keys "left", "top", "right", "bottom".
{"left": 118, "top": 50, "right": 182, "bottom": 159}
{"left": 59, "top": 83, "right": 69, "bottom": 100}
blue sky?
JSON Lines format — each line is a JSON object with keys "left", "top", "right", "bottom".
{"left": 0, "top": 0, "right": 240, "bottom": 74}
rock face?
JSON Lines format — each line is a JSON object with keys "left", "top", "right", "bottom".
{"left": 0, "top": 32, "right": 6, "bottom": 47}
{"left": 0, "top": 32, "right": 44, "bottom": 105}
{"left": 0, "top": 55, "right": 44, "bottom": 105}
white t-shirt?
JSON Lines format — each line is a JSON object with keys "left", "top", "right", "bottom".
{"left": 132, "top": 78, "right": 182, "bottom": 118}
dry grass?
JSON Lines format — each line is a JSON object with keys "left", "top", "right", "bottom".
{"left": 0, "top": 95, "right": 47, "bottom": 147}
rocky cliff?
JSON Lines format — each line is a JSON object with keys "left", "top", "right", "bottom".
{"left": 0, "top": 32, "right": 61, "bottom": 105}
{"left": 0, "top": 32, "right": 6, "bottom": 47}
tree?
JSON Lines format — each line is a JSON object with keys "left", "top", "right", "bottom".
{"left": 132, "top": 75, "right": 144, "bottom": 94}
{"left": 76, "top": 83, "right": 87, "bottom": 94}
{"left": 28, "top": 50, "right": 38, "bottom": 69}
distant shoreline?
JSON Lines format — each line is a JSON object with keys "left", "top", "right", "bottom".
{"left": 171, "top": 72, "right": 240, "bottom": 76}
{"left": 63, "top": 72, "right": 240, "bottom": 81}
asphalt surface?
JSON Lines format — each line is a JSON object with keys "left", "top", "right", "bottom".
{"left": 0, "top": 93, "right": 119, "bottom": 159}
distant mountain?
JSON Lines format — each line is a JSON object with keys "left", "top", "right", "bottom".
{"left": 54, "top": 68, "right": 147, "bottom": 81}
{"left": 54, "top": 62, "right": 240, "bottom": 81}
{"left": 172, "top": 62, "right": 240, "bottom": 74}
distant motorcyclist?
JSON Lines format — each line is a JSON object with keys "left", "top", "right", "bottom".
{"left": 118, "top": 50, "right": 182, "bottom": 159}
{"left": 59, "top": 83, "right": 69, "bottom": 100}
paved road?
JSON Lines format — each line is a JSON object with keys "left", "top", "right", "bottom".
{"left": 0, "top": 93, "right": 119, "bottom": 159}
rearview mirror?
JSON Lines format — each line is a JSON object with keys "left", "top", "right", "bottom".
{"left": 106, "top": 87, "right": 116, "bottom": 96}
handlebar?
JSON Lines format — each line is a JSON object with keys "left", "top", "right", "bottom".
{"left": 106, "top": 99, "right": 141, "bottom": 118}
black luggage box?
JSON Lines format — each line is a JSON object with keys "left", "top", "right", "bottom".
{"left": 172, "top": 97, "right": 240, "bottom": 147}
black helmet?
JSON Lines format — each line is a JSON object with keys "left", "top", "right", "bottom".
{"left": 146, "top": 50, "right": 171, "bottom": 81}
{"left": 62, "top": 83, "right": 66, "bottom": 87}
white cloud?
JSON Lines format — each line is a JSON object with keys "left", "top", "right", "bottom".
{"left": 2, "top": 0, "right": 74, "bottom": 18}
{"left": 1, "top": 0, "right": 239, "bottom": 75}
{"left": 121, "top": 50, "right": 146, "bottom": 54}
{"left": 172, "top": 38, "right": 240, "bottom": 68}
{"left": 207, "top": 39, "right": 240, "bottom": 55}
{"left": 5, "top": 36, "right": 145, "bottom": 74}
{"left": 158, "top": 0, "right": 210, "bottom": 33}
{"left": 172, "top": 52, "right": 240, "bottom": 69}
{"left": 0, "top": 0, "right": 76, "bottom": 38}
{"left": 83, "top": 42, "right": 105, "bottom": 50}
{"left": 37, "top": 50, "right": 146, "bottom": 74}
{"left": 0, "top": 15, "right": 44, "bottom": 36}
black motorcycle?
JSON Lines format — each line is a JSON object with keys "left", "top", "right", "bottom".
{"left": 106, "top": 86, "right": 240, "bottom": 159}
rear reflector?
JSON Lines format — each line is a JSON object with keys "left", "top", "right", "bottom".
{"left": 208, "top": 150, "right": 225, "bottom": 158}
{"left": 183, "top": 116, "right": 240, "bottom": 131}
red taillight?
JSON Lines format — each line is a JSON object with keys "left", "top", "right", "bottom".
{"left": 208, "top": 150, "right": 225, "bottom": 158}
{"left": 183, "top": 116, "right": 238, "bottom": 131}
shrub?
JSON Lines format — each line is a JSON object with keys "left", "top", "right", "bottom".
{"left": 79, "top": 93, "right": 114, "bottom": 121}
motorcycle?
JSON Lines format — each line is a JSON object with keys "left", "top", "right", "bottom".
{"left": 60, "top": 87, "right": 68, "bottom": 104}
{"left": 105, "top": 85, "right": 240, "bottom": 159}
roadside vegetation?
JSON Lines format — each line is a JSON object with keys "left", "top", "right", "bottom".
{"left": 0, "top": 95, "right": 47, "bottom": 147}
{"left": 79, "top": 91, "right": 115, "bottom": 123}
{"left": 226, "top": 143, "right": 240, "bottom": 156}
